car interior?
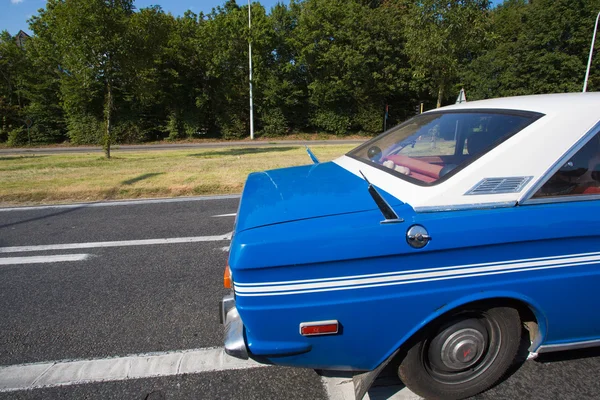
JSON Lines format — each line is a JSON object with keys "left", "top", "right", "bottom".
{"left": 379, "top": 116, "right": 512, "bottom": 183}
{"left": 535, "top": 133, "right": 600, "bottom": 197}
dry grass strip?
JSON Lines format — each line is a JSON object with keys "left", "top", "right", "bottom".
{"left": 0, "top": 145, "right": 356, "bottom": 206}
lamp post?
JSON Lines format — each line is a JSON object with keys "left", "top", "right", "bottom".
{"left": 583, "top": 11, "right": 600, "bottom": 93}
{"left": 248, "top": 0, "right": 254, "bottom": 139}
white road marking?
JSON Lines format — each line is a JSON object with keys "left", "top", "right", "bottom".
{"left": 220, "top": 246, "right": 230, "bottom": 252}
{"left": 322, "top": 375, "right": 421, "bottom": 400}
{"left": 0, "top": 347, "right": 267, "bottom": 393}
{"left": 211, "top": 213, "right": 237, "bottom": 218}
{"left": 0, "top": 233, "right": 232, "bottom": 254}
{"left": 0, "top": 195, "right": 241, "bottom": 212}
{"left": 0, "top": 254, "right": 90, "bottom": 265}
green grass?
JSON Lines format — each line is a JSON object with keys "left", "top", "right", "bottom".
{"left": 0, "top": 145, "right": 356, "bottom": 206}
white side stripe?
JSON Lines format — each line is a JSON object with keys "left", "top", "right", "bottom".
{"left": 236, "top": 262, "right": 593, "bottom": 297}
{"left": 0, "top": 234, "right": 232, "bottom": 254}
{"left": 0, "top": 254, "right": 90, "bottom": 265}
{"left": 234, "top": 252, "right": 600, "bottom": 297}
{"left": 235, "top": 251, "right": 600, "bottom": 287}
{"left": 0, "top": 347, "right": 266, "bottom": 393}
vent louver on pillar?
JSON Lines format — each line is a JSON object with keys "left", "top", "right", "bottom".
{"left": 466, "top": 177, "right": 533, "bottom": 195}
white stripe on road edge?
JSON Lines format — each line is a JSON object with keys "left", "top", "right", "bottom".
{"left": 0, "top": 195, "right": 241, "bottom": 212}
{"left": 211, "top": 213, "right": 237, "bottom": 218}
{"left": 0, "top": 254, "right": 90, "bottom": 265}
{"left": 0, "top": 234, "right": 232, "bottom": 254}
{"left": 0, "top": 347, "right": 267, "bottom": 393}
{"left": 321, "top": 375, "right": 421, "bottom": 400}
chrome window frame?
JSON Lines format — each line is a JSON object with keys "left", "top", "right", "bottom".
{"left": 520, "top": 120, "right": 600, "bottom": 206}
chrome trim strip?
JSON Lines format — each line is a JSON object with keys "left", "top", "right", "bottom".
{"left": 521, "top": 194, "right": 600, "bottom": 206}
{"left": 520, "top": 120, "right": 600, "bottom": 204}
{"left": 220, "top": 293, "right": 235, "bottom": 325}
{"left": 223, "top": 303, "right": 249, "bottom": 360}
{"left": 414, "top": 201, "right": 516, "bottom": 213}
{"left": 536, "top": 339, "right": 600, "bottom": 354}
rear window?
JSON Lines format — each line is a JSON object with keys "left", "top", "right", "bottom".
{"left": 348, "top": 110, "right": 542, "bottom": 186}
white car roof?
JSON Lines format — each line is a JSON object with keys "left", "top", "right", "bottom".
{"left": 335, "top": 93, "right": 600, "bottom": 211}
{"left": 441, "top": 92, "right": 600, "bottom": 116}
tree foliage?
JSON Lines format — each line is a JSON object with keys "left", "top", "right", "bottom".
{"left": 0, "top": 0, "right": 599, "bottom": 148}
{"left": 403, "top": 0, "right": 492, "bottom": 107}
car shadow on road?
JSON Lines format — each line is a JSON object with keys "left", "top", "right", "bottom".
{"left": 187, "top": 147, "right": 298, "bottom": 158}
{"left": 535, "top": 346, "right": 600, "bottom": 363}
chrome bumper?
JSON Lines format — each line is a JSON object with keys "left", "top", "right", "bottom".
{"left": 220, "top": 294, "right": 249, "bottom": 360}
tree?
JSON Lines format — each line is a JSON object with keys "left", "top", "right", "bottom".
{"left": 23, "top": 10, "right": 68, "bottom": 144}
{"left": 48, "top": 0, "right": 134, "bottom": 157}
{"left": 126, "top": 5, "right": 177, "bottom": 141}
{"left": 293, "top": 0, "right": 412, "bottom": 134}
{"left": 0, "top": 30, "right": 29, "bottom": 143}
{"left": 403, "top": 0, "right": 492, "bottom": 108}
{"left": 460, "top": 0, "right": 529, "bottom": 99}
{"left": 463, "top": 0, "right": 600, "bottom": 99}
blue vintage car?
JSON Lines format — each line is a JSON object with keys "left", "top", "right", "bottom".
{"left": 221, "top": 93, "right": 600, "bottom": 399}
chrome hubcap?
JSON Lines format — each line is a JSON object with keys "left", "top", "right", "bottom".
{"left": 427, "top": 317, "right": 489, "bottom": 374}
{"left": 440, "top": 328, "right": 486, "bottom": 370}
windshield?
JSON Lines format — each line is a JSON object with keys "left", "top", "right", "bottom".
{"left": 348, "top": 110, "right": 541, "bottom": 185}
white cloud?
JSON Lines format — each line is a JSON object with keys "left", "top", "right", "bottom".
{"left": 11, "top": 0, "right": 24, "bottom": 4}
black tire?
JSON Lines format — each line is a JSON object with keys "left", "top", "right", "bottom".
{"left": 398, "top": 306, "right": 521, "bottom": 400}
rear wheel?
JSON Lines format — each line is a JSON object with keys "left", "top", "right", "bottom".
{"left": 398, "top": 306, "right": 521, "bottom": 400}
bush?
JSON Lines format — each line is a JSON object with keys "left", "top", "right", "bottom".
{"left": 310, "top": 110, "right": 350, "bottom": 135}
{"left": 353, "top": 104, "right": 383, "bottom": 134}
{"left": 27, "top": 124, "right": 67, "bottom": 145}
{"left": 113, "top": 121, "right": 146, "bottom": 144}
{"left": 166, "top": 112, "right": 183, "bottom": 141}
{"left": 219, "top": 115, "right": 247, "bottom": 140}
{"left": 66, "top": 114, "right": 103, "bottom": 144}
{"left": 260, "top": 108, "right": 288, "bottom": 137}
{"left": 182, "top": 114, "right": 202, "bottom": 139}
{"left": 7, "top": 127, "right": 27, "bottom": 146}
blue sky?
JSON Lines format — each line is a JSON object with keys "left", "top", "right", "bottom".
{"left": 2, "top": 0, "right": 503, "bottom": 36}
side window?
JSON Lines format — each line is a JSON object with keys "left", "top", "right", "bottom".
{"left": 533, "top": 133, "right": 600, "bottom": 198}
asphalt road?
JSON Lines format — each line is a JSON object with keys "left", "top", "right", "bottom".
{"left": 0, "top": 140, "right": 365, "bottom": 155}
{"left": 1, "top": 196, "right": 599, "bottom": 400}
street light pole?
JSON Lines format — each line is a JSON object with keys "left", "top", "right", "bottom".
{"left": 583, "top": 11, "right": 600, "bottom": 93}
{"left": 248, "top": 0, "right": 254, "bottom": 139}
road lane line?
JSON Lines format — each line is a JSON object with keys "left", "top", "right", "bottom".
{"left": 0, "top": 195, "right": 241, "bottom": 212}
{"left": 0, "top": 234, "right": 232, "bottom": 254}
{"left": 0, "top": 254, "right": 90, "bottom": 265}
{"left": 0, "top": 347, "right": 267, "bottom": 393}
{"left": 321, "top": 375, "right": 421, "bottom": 400}
{"left": 211, "top": 213, "right": 237, "bottom": 217}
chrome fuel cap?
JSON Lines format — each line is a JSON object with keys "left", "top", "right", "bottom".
{"left": 407, "top": 225, "right": 431, "bottom": 248}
